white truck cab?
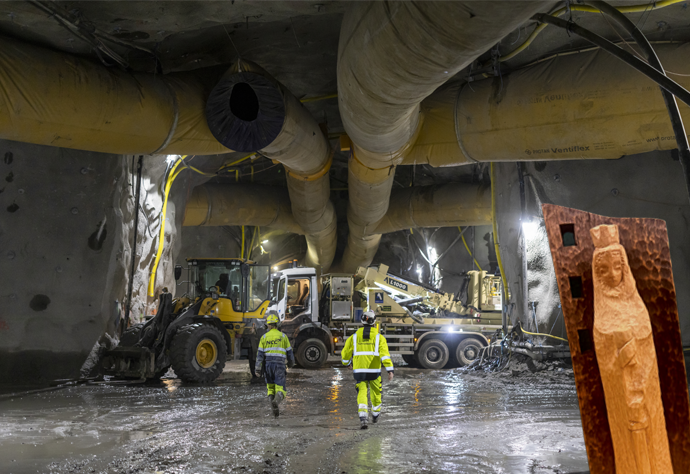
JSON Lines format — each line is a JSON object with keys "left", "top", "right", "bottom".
{"left": 268, "top": 267, "right": 319, "bottom": 322}
{"left": 268, "top": 267, "right": 333, "bottom": 368}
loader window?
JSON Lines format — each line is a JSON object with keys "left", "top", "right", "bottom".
{"left": 247, "top": 265, "right": 270, "bottom": 312}
{"left": 195, "top": 261, "right": 243, "bottom": 311}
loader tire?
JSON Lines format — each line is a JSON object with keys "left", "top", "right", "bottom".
{"left": 170, "top": 323, "right": 226, "bottom": 383}
{"left": 417, "top": 339, "right": 449, "bottom": 370}
{"left": 119, "top": 323, "right": 145, "bottom": 347}
{"left": 455, "top": 337, "right": 485, "bottom": 367}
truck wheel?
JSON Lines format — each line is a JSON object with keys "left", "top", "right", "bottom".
{"left": 402, "top": 354, "right": 418, "bottom": 367}
{"left": 456, "top": 338, "right": 485, "bottom": 367}
{"left": 417, "top": 339, "right": 449, "bottom": 370}
{"left": 296, "top": 338, "right": 327, "bottom": 369}
{"left": 119, "top": 323, "right": 145, "bottom": 346}
{"left": 170, "top": 323, "right": 226, "bottom": 383}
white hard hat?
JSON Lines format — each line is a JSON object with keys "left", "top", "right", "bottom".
{"left": 361, "top": 311, "right": 376, "bottom": 326}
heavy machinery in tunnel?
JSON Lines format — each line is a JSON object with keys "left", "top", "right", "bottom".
{"left": 102, "top": 258, "right": 271, "bottom": 383}
{"left": 268, "top": 263, "right": 506, "bottom": 370}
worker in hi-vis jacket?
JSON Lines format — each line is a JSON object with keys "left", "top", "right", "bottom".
{"left": 255, "top": 314, "right": 295, "bottom": 418}
{"left": 340, "top": 311, "right": 394, "bottom": 429}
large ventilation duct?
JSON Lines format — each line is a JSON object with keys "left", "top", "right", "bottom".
{"left": 374, "top": 184, "right": 491, "bottom": 234}
{"left": 183, "top": 184, "right": 303, "bottom": 235}
{"left": 404, "top": 44, "right": 690, "bottom": 166}
{"left": 337, "top": 1, "right": 550, "bottom": 272}
{"left": 205, "top": 60, "right": 336, "bottom": 271}
{"left": 0, "top": 35, "right": 229, "bottom": 155}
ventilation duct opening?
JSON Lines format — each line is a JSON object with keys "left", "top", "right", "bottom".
{"left": 229, "top": 83, "right": 259, "bottom": 122}
{"left": 206, "top": 68, "right": 285, "bottom": 152}
{"left": 205, "top": 60, "right": 337, "bottom": 271}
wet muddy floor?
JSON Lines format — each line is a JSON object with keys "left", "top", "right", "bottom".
{"left": 0, "top": 359, "right": 588, "bottom": 473}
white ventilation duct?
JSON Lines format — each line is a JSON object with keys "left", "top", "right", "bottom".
{"left": 205, "top": 60, "right": 336, "bottom": 270}
{"left": 337, "top": 1, "right": 551, "bottom": 272}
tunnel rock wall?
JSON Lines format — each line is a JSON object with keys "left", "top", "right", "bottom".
{"left": 495, "top": 151, "right": 690, "bottom": 346}
{"left": 0, "top": 140, "right": 128, "bottom": 384}
{"left": 0, "top": 140, "right": 181, "bottom": 384}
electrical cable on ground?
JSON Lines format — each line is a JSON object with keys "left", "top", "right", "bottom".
{"left": 520, "top": 326, "right": 569, "bottom": 343}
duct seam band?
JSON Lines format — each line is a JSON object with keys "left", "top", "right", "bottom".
{"left": 286, "top": 149, "right": 334, "bottom": 181}
{"left": 351, "top": 150, "right": 395, "bottom": 173}
{"left": 150, "top": 78, "right": 180, "bottom": 155}
{"left": 454, "top": 83, "right": 478, "bottom": 164}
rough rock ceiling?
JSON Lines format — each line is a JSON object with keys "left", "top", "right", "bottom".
{"left": 2, "top": 1, "right": 690, "bottom": 264}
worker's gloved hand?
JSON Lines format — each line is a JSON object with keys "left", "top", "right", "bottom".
{"left": 287, "top": 361, "right": 295, "bottom": 369}
{"left": 388, "top": 372, "right": 394, "bottom": 382}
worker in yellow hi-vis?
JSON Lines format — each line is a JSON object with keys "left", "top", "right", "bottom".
{"left": 255, "top": 314, "right": 295, "bottom": 418}
{"left": 340, "top": 311, "right": 394, "bottom": 429}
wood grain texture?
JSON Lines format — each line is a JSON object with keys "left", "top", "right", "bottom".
{"left": 542, "top": 204, "right": 690, "bottom": 474}
{"left": 590, "top": 224, "right": 671, "bottom": 473}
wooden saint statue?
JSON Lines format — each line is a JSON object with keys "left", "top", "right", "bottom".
{"left": 590, "top": 224, "right": 672, "bottom": 473}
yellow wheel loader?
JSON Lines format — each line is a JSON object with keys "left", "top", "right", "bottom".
{"left": 102, "top": 258, "right": 271, "bottom": 383}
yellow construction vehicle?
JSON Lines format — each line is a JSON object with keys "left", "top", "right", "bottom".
{"left": 102, "top": 258, "right": 271, "bottom": 383}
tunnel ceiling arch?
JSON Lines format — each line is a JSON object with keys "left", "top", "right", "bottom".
{"left": 2, "top": 1, "right": 690, "bottom": 271}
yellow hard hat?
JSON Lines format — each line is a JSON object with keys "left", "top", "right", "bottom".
{"left": 267, "top": 314, "right": 280, "bottom": 325}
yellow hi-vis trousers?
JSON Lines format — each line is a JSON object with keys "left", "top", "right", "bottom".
{"left": 266, "top": 383, "right": 286, "bottom": 396}
{"left": 356, "top": 376, "right": 382, "bottom": 419}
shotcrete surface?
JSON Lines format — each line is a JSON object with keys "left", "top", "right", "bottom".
{"left": 0, "top": 360, "right": 588, "bottom": 474}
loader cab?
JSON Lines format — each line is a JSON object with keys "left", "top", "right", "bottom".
{"left": 185, "top": 258, "right": 271, "bottom": 323}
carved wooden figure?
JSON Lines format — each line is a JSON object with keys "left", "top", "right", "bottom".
{"left": 590, "top": 224, "right": 672, "bottom": 474}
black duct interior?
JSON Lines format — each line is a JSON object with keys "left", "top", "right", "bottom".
{"left": 229, "top": 83, "right": 259, "bottom": 122}
{"left": 206, "top": 71, "right": 286, "bottom": 152}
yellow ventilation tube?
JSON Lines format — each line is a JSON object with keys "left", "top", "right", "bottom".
{"left": 182, "top": 184, "right": 304, "bottom": 235}
{"left": 404, "top": 44, "right": 690, "bottom": 166}
{"left": 374, "top": 183, "right": 492, "bottom": 234}
{"left": 0, "top": 35, "right": 229, "bottom": 155}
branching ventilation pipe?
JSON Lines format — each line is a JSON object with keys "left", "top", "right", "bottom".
{"left": 205, "top": 60, "right": 336, "bottom": 271}
{"left": 337, "top": 1, "right": 550, "bottom": 272}
{"left": 0, "top": 35, "right": 229, "bottom": 155}
{"left": 374, "top": 184, "right": 492, "bottom": 234}
{"left": 403, "top": 44, "right": 690, "bottom": 166}
{"left": 183, "top": 184, "right": 303, "bottom": 235}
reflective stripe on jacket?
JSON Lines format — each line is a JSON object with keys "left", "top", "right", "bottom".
{"left": 341, "top": 326, "right": 394, "bottom": 375}
{"left": 256, "top": 328, "right": 295, "bottom": 368}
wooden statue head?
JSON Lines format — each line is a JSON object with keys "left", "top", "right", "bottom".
{"left": 590, "top": 224, "right": 635, "bottom": 300}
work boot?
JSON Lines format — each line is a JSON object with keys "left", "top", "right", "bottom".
{"left": 271, "top": 395, "right": 280, "bottom": 418}
{"left": 372, "top": 413, "right": 380, "bottom": 424}
{"left": 360, "top": 417, "right": 368, "bottom": 430}
{"left": 275, "top": 392, "right": 285, "bottom": 406}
